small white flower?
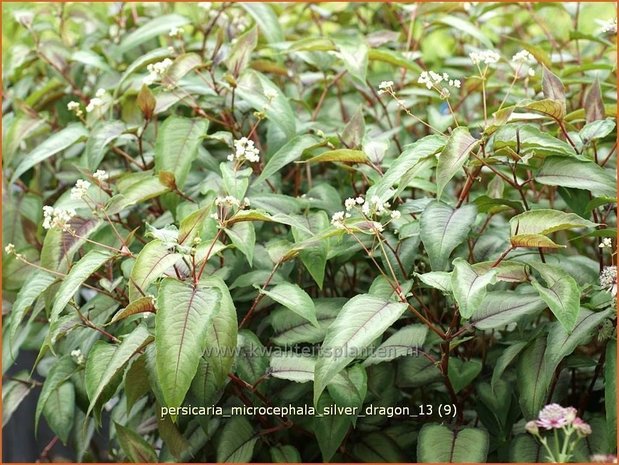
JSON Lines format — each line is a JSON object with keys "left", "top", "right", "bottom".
{"left": 390, "top": 210, "right": 401, "bottom": 219}
{"left": 528, "top": 68, "right": 535, "bottom": 77}
{"left": 378, "top": 80, "right": 394, "bottom": 94}
{"left": 42, "top": 206, "right": 76, "bottom": 230}
{"left": 85, "top": 97, "right": 104, "bottom": 113}
{"left": 70, "top": 179, "right": 91, "bottom": 200}
{"left": 511, "top": 49, "right": 535, "bottom": 64}
{"left": 93, "top": 170, "right": 109, "bottom": 182}
{"left": 95, "top": 88, "right": 107, "bottom": 98}
{"left": 331, "top": 211, "right": 349, "bottom": 229}
{"left": 371, "top": 221, "right": 384, "bottom": 233}
{"left": 70, "top": 349, "right": 85, "bottom": 365}
{"left": 143, "top": 58, "right": 174, "bottom": 86}
{"left": 345, "top": 198, "right": 357, "bottom": 210}
{"left": 599, "top": 17, "right": 617, "bottom": 34}
{"left": 355, "top": 196, "right": 365, "bottom": 205}
{"left": 67, "top": 101, "right": 83, "bottom": 117}
{"left": 599, "top": 237, "right": 613, "bottom": 248}
{"left": 229, "top": 137, "right": 260, "bottom": 164}
{"left": 600, "top": 266, "right": 617, "bottom": 296}
{"left": 469, "top": 49, "right": 500, "bottom": 66}
{"left": 264, "top": 89, "right": 277, "bottom": 101}
{"left": 4, "top": 243, "right": 15, "bottom": 254}
{"left": 169, "top": 26, "right": 182, "bottom": 37}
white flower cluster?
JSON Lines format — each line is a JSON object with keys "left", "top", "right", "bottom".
{"left": 42, "top": 206, "right": 75, "bottom": 230}
{"left": 143, "top": 58, "right": 173, "bottom": 86}
{"left": 4, "top": 243, "right": 15, "bottom": 255}
{"left": 70, "top": 179, "right": 91, "bottom": 200}
{"left": 169, "top": 26, "right": 183, "bottom": 38}
{"left": 600, "top": 265, "right": 617, "bottom": 296}
{"left": 418, "top": 71, "right": 461, "bottom": 98}
{"left": 331, "top": 195, "right": 401, "bottom": 232}
{"left": 215, "top": 195, "right": 251, "bottom": 209}
{"left": 599, "top": 237, "right": 613, "bottom": 249}
{"left": 86, "top": 88, "right": 108, "bottom": 113}
{"left": 600, "top": 17, "right": 617, "bottom": 34}
{"left": 70, "top": 349, "right": 85, "bottom": 366}
{"left": 378, "top": 81, "right": 394, "bottom": 95}
{"left": 264, "top": 89, "right": 278, "bottom": 102}
{"left": 67, "top": 100, "right": 83, "bottom": 117}
{"left": 93, "top": 170, "right": 109, "bottom": 182}
{"left": 227, "top": 137, "right": 260, "bottom": 164}
{"left": 511, "top": 49, "right": 536, "bottom": 77}
{"left": 469, "top": 49, "right": 501, "bottom": 66}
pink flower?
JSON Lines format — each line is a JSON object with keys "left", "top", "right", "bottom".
{"left": 573, "top": 417, "right": 592, "bottom": 436}
{"left": 535, "top": 403, "right": 575, "bottom": 430}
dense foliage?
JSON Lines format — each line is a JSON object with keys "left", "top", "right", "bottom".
{"left": 2, "top": 2, "right": 617, "bottom": 463}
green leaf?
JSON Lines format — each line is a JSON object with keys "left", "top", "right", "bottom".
{"left": 417, "top": 424, "right": 489, "bottom": 462}
{"left": 163, "top": 53, "right": 203, "bottom": 87}
{"left": 8, "top": 270, "right": 56, "bottom": 351}
{"left": 415, "top": 271, "right": 452, "bottom": 293}
{"left": 110, "top": 296, "right": 156, "bottom": 324}
{"left": 368, "top": 134, "right": 446, "bottom": 199}
{"left": 120, "top": 14, "right": 190, "bottom": 52}
{"left": 536, "top": 157, "right": 616, "bottom": 197}
{"left": 115, "top": 48, "right": 171, "bottom": 93}
{"left": 327, "top": 364, "right": 367, "bottom": 413}
{"left": 521, "top": 99, "right": 565, "bottom": 121}
{"left": 115, "top": 422, "right": 158, "bottom": 462}
{"left": 11, "top": 123, "right": 88, "bottom": 183}
{"left": 271, "top": 298, "right": 343, "bottom": 345}
{"left": 545, "top": 308, "right": 612, "bottom": 375}
{"left": 129, "top": 240, "right": 181, "bottom": 301}
{"left": 314, "top": 294, "right": 407, "bottom": 405}
{"left": 352, "top": 432, "right": 407, "bottom": 462}
{"left": 226, "top": 27, "right": 258, "bottom": 75}
{"left": 270, "top": 445, "right": 301, "bottom": 463}
{"left": 541, "top": 66, "right": 566, "bottom": 103}
{"left": 124, "top": 356, "right": 151, "bottom": 413}
{"left": 292, "top": 211, "right": 329, "bottom": 288}
{"left": 42, "top": 381, "right": 75, "bottom": 444}
{"left": 368, "top": 48, "right": 423, "bottom": 72}
{"left": 260, "top": 283, "right": 318, "bottom": 327}
{"left": 85, "top": 341, "right": 125, "bottom": 422}
{"left": 314, "top": 392, "right": 351, "bottom": 461}
{"left": 334, "top": 37, "right": 368, "bottom": 84}
{"left": 529, "top": 262, "right": 580, "bottom": 332}
{"left": 508, "top": 435, "right": 543, "bottom": 462}
{"left": 106, "top": 174, "right": 169, "bottom": 215}
{"left": 580, "top": 119, "right": 615, "bottom": 142}
{"left": 510, "top": 209, "right": 597, "bottom": 248}
{"left": 363, "top": 325, "right": 428, "bottom": 367}
{"left": 84, "top": 121, "right": 126, "bottom": 170}
{"left": 420, "top": 201, "right": 477, "bottom": 271}
{"left": 397, "top": 355, "right": 443, "bottom": 388}
{"left": 493, "top": 124, "right": 576, "bottom": 159}
{"left": 240, "top": 3, "right": 284, "bottom": 43}
{"left": 35, "top": 356, "right": 76, "bottom": 432}
{"left": 451, "top": 258, "right": 498, "bottom": 319}
{"left": 216, "top": 417, "right": 258, "bottom": 463}
{"left": 269, "top": 353, "right": 315, "bottom": 383}
{"left": 470, "top": 291, "right": 546, "bottom": 330}
{"left": 87, "top": 325, "right": 150, "bottom": 416}
{"left": 50, "top": 249, "right": 114, "bottom": 327}
{"left": 257, "top": 134, "right": 318, "bottom": 183}
{"left": 154, "top": 116, "right": 208, "bottom": 189}
{"left": 2, "top": 373, "right": 34, "bottom": 427}
{"left": 436, "top": 127, "right": 480, "bottom": 199}
{"left": 200, "top": 276, "right": 238, "bottom": 388}
{"left": 3, "top": 115, "right": 48, "bottom": 166}
{"left": 156, "top": 279, "right": 220, "bottom": 410}
{"left": 491, "top": 341, "right": 528, "bottom": 390}
{"left": 517, "top": 336, "right": 550, "bottom": 419}
{"left": 606, "top": 340, "right": 617, "bottom": 451}
{"left": 303, "top": 148, "right": 368, "bottom": 164}
{"left": 448, "top": 358, "right": 482, "bottom": 393}
{"left": 438, "top": 15, "right": 493, "bottom": 47}
{"left": 225, "top": 222, "right": 255, "bottom": 266}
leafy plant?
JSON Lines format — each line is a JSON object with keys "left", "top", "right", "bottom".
{"left": 2, "top": 2, "right": 617, "bottom": 463}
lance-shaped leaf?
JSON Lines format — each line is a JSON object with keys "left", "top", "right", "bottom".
{"left": 529, "top": 262, "right": 580, "bottom": 332}
{"left": 119, "top": 14, "right": 189, "bottom": 52}
{"left": 42, "top": 381, "right": 74, "bottom": 444}
{"left": 510, "top": 209, "right": 597, "bottom": 248}
{"left": 536, "top": 157, "right": 616, "bottom": 198}
{"left": 260, "top": 283, "right": 318, "bottom": 327}
{"left": 156, "top": 279, "right": 221, "bottom": 410}
{"left": 115, "top": 423, "right": 158, "bottom": 463}
{"left": 257, "top": 134, "right": 318, "bottom": 183}
{"left": 154, "top": 116, "right": 208, "bottom": 189}
{"left": 109, "top": 297, "right": 156, "bottom": 324}
{"left": 50, "top": 249, "right": 114, "bottom": 327}
{"left": 162, "top": 53, "right": 202, "bottom": 87}
{"left": 545, "top": 308, "right": 612, "bottom": 375}
{"left": 420, "top": 201, "right": 477, "bottom": 271}
{"left": 436, "top": 127, "right": 480, "bottom": 199}
{"left": 542, "top": 66, "right": 566, "bottom": 103}
{"left": 129, "top": 240, "right": 181, "bottom": 301}
{"left": 451, "top": 258, "right": 498, "bottom": 319}
{"left": 271, "top": 298, "right": 343, "bottom": 346}
{"left": 85, "top": 341, "right": 125, "bottom": 422}
{"left": 585, "top": 78, "right": 605, "bottom": 123}
{"left": 84, "top": 121, "right": 126, "bottom": 170}
{"left": 240, "top": 3, "right": 283, "bottom": 43}
{"left": 225, "top": 27, "right": 257, "bottom": 75}
{"left": 303, "top": 149, "right": 369, "bottom": 165}
{"left": 363, "top": 325, "right": 428, "bottom": 367}
{"left": 314, "top": 294, "right": 407, "bottom": 405}
{"left": 35, "top": 356, "right": 76, "bottom": 432}
{"left": 417, "top": 424, "right": 489, "bottom": 462}
{"left": 106, "top": 175, "right": 169, "bottom": 215}
{"left": 470, "top": 291, "right": 546, "bottom": 330}
{"left": 269, "top": 353, "right": 315, "bottom": 383}
{"left": 11, "top": 123, "right": 88, "bottom": 183}
{"left": 521, "top": 99, "right": 565, "bottom": 121}
{"left": 216, "top": 417, "right": 258, "bottom": 463}
{"left": 314, "top": 392, "right": 352, "bottom": 461}
{"left": 87, "top": 325, "right": 151, "bottom": 416}
{"left": 224, "top": 222, "right": 255, "bottom": 266}
{"left": 3, "top": 373, "right": 34, "bottom": 427}
{"left": 517, "top": 336, "right": 550, "bottom": 419}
